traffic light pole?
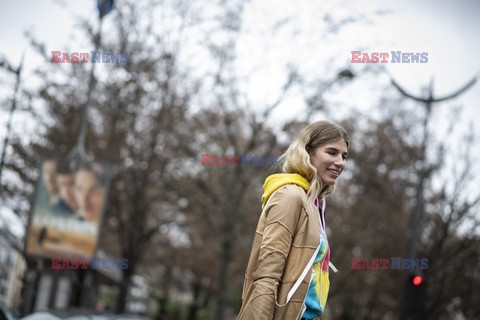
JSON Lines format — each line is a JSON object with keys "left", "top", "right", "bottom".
{"left": 398, "top": 88, "right": 431, "bottom": 320}
{"left": 392, "top": 76, "right": 477, "bottom": 320}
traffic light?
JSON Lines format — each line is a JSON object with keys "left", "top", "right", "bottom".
{"left": 410, "top": 274, "right": 424, "bottom": 287}
{"left": 407, "top": 273, "right": 427, "bottom": 315}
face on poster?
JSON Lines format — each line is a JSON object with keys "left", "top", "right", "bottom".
{"left": 26, "top": 155, "right": 111, "bottom": 261}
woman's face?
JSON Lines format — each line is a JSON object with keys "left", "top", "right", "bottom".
{"left": 310, "top": 139, "right": 348, "bottom": 186}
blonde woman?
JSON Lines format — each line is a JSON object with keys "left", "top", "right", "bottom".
{"left": 237, "top": 120, "right": 349, "bottom": 320}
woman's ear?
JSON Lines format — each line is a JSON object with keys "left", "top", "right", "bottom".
{"left": 307, "top": 147, "right": 315, "bottom": 156}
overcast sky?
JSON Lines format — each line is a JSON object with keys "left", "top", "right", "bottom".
{"left": 1, "top": 0, "right": 478, "bottom": 117}
{"left": 1, "top": 0, "right": 479, "bottom": 235}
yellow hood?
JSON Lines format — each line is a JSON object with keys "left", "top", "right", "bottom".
{"left": 261, "top": 173, "right": 310, "bottom": 207}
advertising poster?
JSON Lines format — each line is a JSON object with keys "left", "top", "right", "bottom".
{"left": 25, "top": 155, "right": 111, "bottom": 261}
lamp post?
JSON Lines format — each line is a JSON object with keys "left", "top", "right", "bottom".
{"left": 392, "top": 76, "right": 477, "bottom": 320}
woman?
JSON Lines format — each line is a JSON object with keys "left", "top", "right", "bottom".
{"left": 237, "top": 120, "right": 349, "bottom": 320}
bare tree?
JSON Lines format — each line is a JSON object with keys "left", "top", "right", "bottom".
{"left": 8, "top": 0, "right": 205, "bottom": 313}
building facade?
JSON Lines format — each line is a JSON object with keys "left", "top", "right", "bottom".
{"left": 0, "top": 238, "right": 26, "bottom": 310}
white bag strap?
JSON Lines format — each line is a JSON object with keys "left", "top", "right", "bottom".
{"left": 321, "top": 199, "right": 338, "bottom": 273}
{"left": 329, "top": 261, "right": 338, "bottom": 273}
{"left": 275, "top": 197, "right": 338, "bottom": 307}
{"left": 321, "top": 198, "right": 326, "bottom": 221}
{"left": 276, "top": 244, "right": 320, "bottom": 307}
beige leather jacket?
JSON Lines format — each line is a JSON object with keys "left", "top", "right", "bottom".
{"left": 237, "top": 184, "right": 322, "bottom": 320}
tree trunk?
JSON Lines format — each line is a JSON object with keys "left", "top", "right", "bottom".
{"left": 115, "top": 266, "right": 133, "bottom": 313}
{"left": 214, "top": 237, "right": 233, "bottom": 320}
{"left": 187, "top": 277, "right": 202, "bottom": 320}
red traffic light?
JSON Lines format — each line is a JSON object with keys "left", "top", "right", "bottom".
{"left": 411, "top": 275, "right": 424, "bottom": 287}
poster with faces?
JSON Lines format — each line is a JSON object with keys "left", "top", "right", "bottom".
{"left": 25, "top": 155, "right": 111, "bottom": 261}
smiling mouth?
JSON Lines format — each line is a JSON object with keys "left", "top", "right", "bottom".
{"left": 327, "top": 169, "right": 341, "bottom": 177}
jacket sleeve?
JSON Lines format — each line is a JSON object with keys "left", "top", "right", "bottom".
{"left": 243, "top": 186, "right": 304, "bottom": 320}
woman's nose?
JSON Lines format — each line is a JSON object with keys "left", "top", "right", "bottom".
{"left": 334, "top": 156, "right": 346, "bottom": 168}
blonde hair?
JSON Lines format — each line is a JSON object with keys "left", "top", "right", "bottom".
{"left": 279, "top": 120, "right": 349, "bottom": 203}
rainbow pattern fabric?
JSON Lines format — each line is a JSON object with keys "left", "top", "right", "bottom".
{"left": 302, "top": 199, "right": 330, "bottom": 319}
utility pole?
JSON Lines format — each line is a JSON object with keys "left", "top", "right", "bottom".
{"left": 393, "top": 75, "right": 477, "bottom": 320}
{"left": 68, "top": 16, "right": 104, "bottom": 163}
{"left": 21, "top": 1, "right": 115, "bottom": 313}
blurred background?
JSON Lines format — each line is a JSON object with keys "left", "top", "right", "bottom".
{"left": 0, "top": 0, "right": 479, "bottom": 319}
